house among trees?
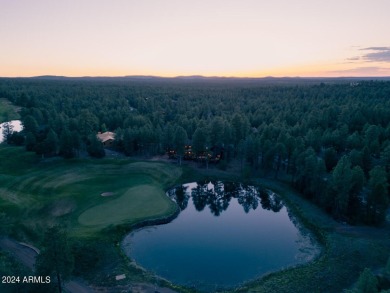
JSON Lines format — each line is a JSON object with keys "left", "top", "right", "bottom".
{"left": 97, "top": 131, "right": 115, "bottom": 147}
{"left": 167, "top": 149, "right": 177, "bottom": 159}
{"left": 184, "top": 145, "right": 196, "bottom": 160}
{"left": 210, "top": 145, "right": 224, "bottom": 163}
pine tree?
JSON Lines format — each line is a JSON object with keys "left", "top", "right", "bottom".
{"left": 173, "top": 126, "right": 188, "bottom": 165}
{"left": 36, "top": 226, "right": 74, "bottom": 293}
{"left": 385, "top": 256, "right": 390, "bottom": 278}
{"left": 162, "top": 124, "right": 175, "bottom": 152}
{"left": 22, "top": 115, "right": 39, "bottom": 135}
{"left": 348, "top": 166, "right": 365, "bottom": 222}
{"left": 209, "top": 117, "right": 224, "bottom": 147}
{"left": 331, "top": 156, "right": 352, "bottom": 219}
{"left": 355, "top": 268, "right": 378, "bottom": 293}
{"left": 366, "top": 166, "right": 389, "bottom": 225}
{"left": 59, "top": 129, "right": 75, "bottom": 159}
{"left": 25, "top": 131, "right": 36, "bottom": 151}
{"left": 87, "top": 134, "right": 105, "bottom": 158}
{"left": 192, "top": 127, "right": 207, "bottom": 155}
{"left": 44, "top": 129, "right": 59, "bottom": 156}
{"left": 1, "top": 121, "right": 13, "bottom": 143}
{"left": 323, "top": 147, "right": 338, "bottom": 172}
{"left": 362, "top": 146, "right": 371, "bottom": 176}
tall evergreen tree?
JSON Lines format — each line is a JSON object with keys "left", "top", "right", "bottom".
{"left": 348, "top": 166, "right": 365, "bottom": 222}
{"left": 44, "top": 129, "right": 59, "bottom": 156}
{"left": 355, "top": 268, "right": 378, "bottom": 293}
{"left": 274, "top": 142, "right": 287, "bottom": 179}
{"left": 362, "top": 146, "right": 371, "bottom": 176}
{"left": 366, "top": 166, "right": 389, "bottom": 225}
{"left": 59, "top": 129, "right": 75, "bottom": 159}
{"left": 87, "top": 134, "right": 105, "bottom": 158}
{"left": 22, "top": 115, "right": 39, "bottom": 135}
{"left": 331, "top": 156, "right": 352, "bottom": 218}
{"left": 36, "top": 226, "right": 74, "bottom": 293}
{"left": 385, "top": 256, "right": 390, "bottom": 278}
{"left": 25, "top": 131, "right": 36, "bottom": 151}
{"left": 173, "top": 126, "right": 188, "bottom": 165}
{"left": 162, "top": 124, "right": 175, "bottom": 151}
{"left": 1, "top": 121, "right": 13, "bottom": 144}
{"left": 123, "top": 128, "right": 135, "bottom": 156}
{"left": 324, "top": 147, "right": 338, "bottom": 172}
{"left": 192, "top": 127, "right": 207, "bottom": 155}
{"left": 209, "top": 117, "right": 225, "bottom": 147}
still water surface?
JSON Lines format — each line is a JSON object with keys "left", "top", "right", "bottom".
{"left": 0, "top": 120, "right": 23, "bottom": 143}
{"left": 122, "top": 181, "right": 319, "bottom": 291}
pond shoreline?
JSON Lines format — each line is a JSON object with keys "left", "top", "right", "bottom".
{"left": 123, "top": 181, "right": 321, "bottom": 292}
{"left": 2, "top": 146, "right": 388, "bottom": 293}
{"left": 120, "top": 202, "right": 181, "bottom": 287}
{"left": 0, "top": 120, "right": 23, "bottom": 144}
{"left": 128, "top": 206, "right": 181, "bottom": 232}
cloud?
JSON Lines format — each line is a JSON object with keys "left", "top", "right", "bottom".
{"left": 346, "top": 46, "right": 390, "bottom": 63}
{"left": 362, "top": 49, "right": 390, "bottom": 62}
{"left": 346, "top": 56, "right": 361, "bottom": 61}
{"left": 360, "top": 46, "right": 390, "bottom": 51}
{"left": 327, "top": 66, "right": 390, "bottom": 76}
{"left": 353, "top": 47, "right": 390, "bottom": 63}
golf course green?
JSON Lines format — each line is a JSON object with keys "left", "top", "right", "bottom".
{"left": 1, "top": 145, "right": 389, "bottom": 293}
{"left": 0, "top": 146, "right": 181, "bottom": 238}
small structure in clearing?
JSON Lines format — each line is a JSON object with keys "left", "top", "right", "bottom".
{"left": 97, "top": 131, "right": 115, "bottom": 147}
{"left": 115, "top": 274, "right": 126, "bottom": 281}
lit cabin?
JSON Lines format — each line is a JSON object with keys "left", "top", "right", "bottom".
{"left": 167, "top": 149, "right": 177, "bottom": 159}
{"left": 184, "top": 145, "right": 196, "bottom": 160}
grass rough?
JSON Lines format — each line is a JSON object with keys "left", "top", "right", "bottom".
{"left": 1, "top": 146, "right": 389, "bottom": 292}
{"left": 0, "top": 98, "right": 20, "bottom": 123}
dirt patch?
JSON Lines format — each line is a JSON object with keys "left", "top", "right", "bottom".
{"left": 101, "top": 192, "right": 114, "bottom": 197}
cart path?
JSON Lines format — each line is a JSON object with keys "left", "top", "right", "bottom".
{"left": 0, "top": 237, "right": 94, "bottom": 293}
{"left": 0, "top": 237, "right": 179, "bottom": 293}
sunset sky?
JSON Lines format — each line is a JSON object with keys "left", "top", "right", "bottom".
{"left": 1, "top": 0, "right": 390, "bottom": 77}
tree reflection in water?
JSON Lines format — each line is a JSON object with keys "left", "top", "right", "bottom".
{"left": 167, "top": 184, "right": 189, "bottom": 210}
{"left": 168, "top": 181, "right": 284, "bottom": 216}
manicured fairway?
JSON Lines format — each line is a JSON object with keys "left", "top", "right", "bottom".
{"left": 78, "top": 185, "right": 176, "bottom": 228}
{"left": 3, "top": 145, "right": 388, "bottom": 293}
{"left": 0, "top": 146, "right": 182, "bottom": 238}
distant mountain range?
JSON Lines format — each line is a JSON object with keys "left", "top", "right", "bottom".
{"left": 1, "top": 75, "right": 390, "bottom": 84}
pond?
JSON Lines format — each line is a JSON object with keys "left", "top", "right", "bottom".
{"left": 0, "top": 120, "right": 23, "bottom": 143}
{"left": 122, "top": 181, "right": 320, "bottom": 291}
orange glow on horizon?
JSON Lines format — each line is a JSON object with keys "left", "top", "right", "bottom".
{"left": 1, "top": 0, "right": 390, "bottom": 79}
{"left": 2, "top": 59, "right": 390, "bottom": 79}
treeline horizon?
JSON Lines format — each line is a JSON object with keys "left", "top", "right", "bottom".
{"left": 0, "top": 78, "right": 389, "bottom": 226}
{"left": 2, "top": 75, "right": 390, "bottom": 81}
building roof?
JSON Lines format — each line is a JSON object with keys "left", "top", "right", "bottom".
{"left": 97, "top": 131, "right": 115, "bottom": 143}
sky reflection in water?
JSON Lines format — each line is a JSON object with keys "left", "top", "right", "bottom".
{"left": 123, "top": 181, "right": 319, "bottom": 291}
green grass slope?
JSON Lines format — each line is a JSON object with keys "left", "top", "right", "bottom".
{"left": 0, "top": 98, "right": 20, "bottom": 123}
{"left": 78, "top": 185, "right": 175, "bottom": 228}
{"left": 0, "top": 146, "right": 181, "bottom": 240}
